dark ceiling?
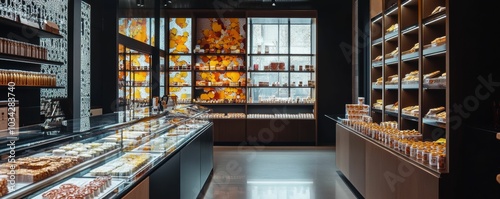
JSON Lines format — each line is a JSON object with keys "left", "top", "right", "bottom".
{"left": 119, "top": 0, "right": 315, "bottom": 10}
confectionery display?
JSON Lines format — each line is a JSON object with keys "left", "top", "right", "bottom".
{"left": 341, "top": 119, "right": 447, "bottom": 169}
{"left": 0, "top": 176, "right": 8, "bottom": 197}
{"left": 385, "top": 47, "right": 399, "bottom": 59}
{"left": 424, "top": 71, "right": 446, "bottom": 88}
{"left": 201, "top": 113, "right": 246, "bottom": 119}
{"left": 373, "top": 99, "right": 383, "bottom": 110}
{"left": 51, "top": 142, "right": 118, "bottom": 160}
{"left": 425, "top": 106, "right": 446, "bottom": 123}
{"left": 345, "top": 102, "right": 371, "bottom": 121}
{"left": 427, "top": 36, "right": 446, "bottom": 48}
{"left": 0, "top": 69, "right": 57, "bottom": 87}
{"left": 0, "top": 37, "right": 48, "bottom": 60}
{"left": 402, "top": 71, "right": 419, "bottom": 83}
{"left": 134, "top": 136, "right": 179, "bottom": 153}
{"left": 37, "top": 176, "right": 117, "bottom": 199}
{"left": 386, "top": 23, "right": 398, "bottom": 33}
{"left": 249, "top": 96, "right": 315, "bottom": 104}
{"left": 424, "top": 70, "right": 441, "bottom": 79}
{"left": 402, "top": 43, "right": 419, "bottom": 55}
{"left": 0, "top": 156, "right": 83, "bottom": 183}
{"left": 402, "top": 105, "right": 419, "bottom": 117}
{"left": 89, "top": 153, "right": 152, "bottom": 177}
{"left": 385, "top": 101, "right": 398, "bottom": 113}
{"left": 431, "top": 6, "right": 446, "bottom": 15}
{"left": 385, "top": 74, "right": 398, "bottom": 85}
{"left": 247, "top": 113, "right": 314, "bottom": 119}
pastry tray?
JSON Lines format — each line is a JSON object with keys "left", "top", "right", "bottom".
{"left": 372, "top": 83, "right": 383, "bottom": 89}
{"left": 385, "top": 84, "right": 398, "bottom": 89}
{"left": 84, "top": 153, "right": 161, "bottom": 179}
{"left": 372, "top": 61, "right": 383, "bottom": 67}
{"left": 423, "top": 77, "right": 446, "bottom": 89}
{"left": 423, "top": 43, "right": 446, "bottom": 56}
{"left": 385, "top": 56, "right": 399, "bottom": 65}
{"left": 131, "top": 136, "right": 179, "bottom": 153}
{"left": 32, "top": 177, "right": 126, "bottom": 199}
{"left": 401, "top": 51, "right": 419, "bottom": 61}
{"left": 384, "top": 30, "right": 398, "bottom": 40}
{"left": 402, "top": 81, "right": 419, "bottom": 89}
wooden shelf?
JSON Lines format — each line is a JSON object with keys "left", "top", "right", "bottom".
{"left": 402, "top": 114, "right": 419, "bottom": 122}
{"left": 402, "top": 52, "right": 419, "bottom": 61}
{"left": 385, "top": 84, "right": 399, "bottom": 90}
{"left": 384, "top": 31, "right": 398, "bottom": 41}
{"left": 423, "top": 12, "right": 446, "bottom": 26}
{"left": 195, "top": 70, "right": 245, "bottom": 72}
{"left": 195, "top": 86, "right": 245, "bottom": 88}
{"left": 0, "top": 85, "right": 63, "bottom": 89}
{"left": 248, "top": 53, "right": 314, "bottom": 56}
{"left": 372, "top": 61, "right": 383, "bottom": 67}
{"left": 402, "top": 83, "right": 419, "bottom": 89}
{"left": 194, "top": 103, "right": 246, "bottom": 106}
{"left": 0, "top": 17, "right": 63, "bottom": 38}
{"left": 423, "top": 118, "right": 446, "bottom": 129}
{"left": 0, "top": 53, "right": 64, "bottom": 65}
{"left": 385, "top": 110, "right": 399, "bottom": 117}
{"left": 194, "top": 53, "right": 246, "bottom": 56}
{"left": 385, "top": 57, "right": 399, "bottom": 65}
{"left": 401, "top": 24, "right": 419, "bottom": 35}
{"left": 247, "top": 103, "right": 314, "bottom": 106}
{"left": 372, "top": 37, "right": 383, "bottom": 45}
{"left": 423, "top": 44, "right": 447, "bottom": 57}
{"left": 372, "top": 84, "right": 383, "bottom": 89}
{"left": 248, "top": 70, "right": 314, "bottom": 73}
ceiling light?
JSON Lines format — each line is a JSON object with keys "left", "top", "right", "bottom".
{"left": 272, "top": 0, "right": 276, "bottom": 6}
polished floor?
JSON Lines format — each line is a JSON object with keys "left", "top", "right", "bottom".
{"left": 199, "top": 146, "right": 360, "bottom": 199}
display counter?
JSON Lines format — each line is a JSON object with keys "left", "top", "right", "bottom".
{"left": 0, "top": 104, "right": 213, "bottom": 199}
{"left": 326, "top": 115, "right": 449, "bottom": 199}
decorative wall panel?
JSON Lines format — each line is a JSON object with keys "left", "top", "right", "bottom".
{"left": 80, "top": 1, "right": 91, "bottom": 120}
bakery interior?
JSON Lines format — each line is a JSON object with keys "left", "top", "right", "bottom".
{"left": 0, "top": 0, "right": 499, "bottom": 198}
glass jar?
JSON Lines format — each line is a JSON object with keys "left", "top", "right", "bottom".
{"left": 437, "top": 152, "right": 446, "bottom": 170}
{"left": 416, "top": 146, "right": 424, "bottom": 160}
{"left": 429, "top": 151, "right": 438, "bottom": 167}
{"left": 423, "top": 149, "right": 431, "bottom": 163}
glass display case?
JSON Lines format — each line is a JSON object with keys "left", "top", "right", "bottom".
{"left": 247, "top": 18, "right": 316, "bottom": 105}
{"left": 168, "top": 18, "right": 193, "bottom": 104}
{"left": 0, "top": 104, "right": 212, "bottom": 198}
{"left": 118, "top": 44, "right": 152, "bottom": 110}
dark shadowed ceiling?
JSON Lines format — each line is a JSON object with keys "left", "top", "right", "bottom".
{"left": 119, "top": 0, "right": 315, "bottom": 10}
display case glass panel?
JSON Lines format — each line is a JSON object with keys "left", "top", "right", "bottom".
{"left": 169, "top": 18, "right": 192, "bottom": 54}
{"left": 0, "top": 105, "right": 211, "bottom": 198}
{"left": 118, "top": 18, "right": 153, "bottom": 45}
{"left": 196, "top": 18, "right": 247, "bottom": 52}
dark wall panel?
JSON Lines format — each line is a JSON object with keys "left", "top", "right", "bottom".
{"left": 314, "top": 1, "right": 353, "bottom": 145}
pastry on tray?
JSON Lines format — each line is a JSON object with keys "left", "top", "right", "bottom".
{"left": 424, "top": 70, "right": 441, "bottom": 79}
{"left": 431, "top": 6, "right": 446, "bottom": 15}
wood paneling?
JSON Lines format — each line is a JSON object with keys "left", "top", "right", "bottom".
{"left": 122, "top": 177, "right": 149, "bottom": 199}
{"left": 336, "top": 124, "right": 440, "bottom": 199}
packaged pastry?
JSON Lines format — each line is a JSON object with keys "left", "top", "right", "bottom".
{"left": 430, "top": 36, "right": 446, "bottom": 46}
{"left": 423, "top": 70, "right": 441, "bottom": 79}
{"left": 386, "top": 23, "right": 398, "bottom": 33}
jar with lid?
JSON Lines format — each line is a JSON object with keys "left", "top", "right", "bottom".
{"left": 437, "top": 152, "right": 446, "bottom": 169}
{"left": 299, "top": 65, "right": 303, "bottom": 71}
{"left": 429, "top": 150, "right": 439, "bottom": 167}
{"left": 416, "top": 145, "right": 424, "bottom": 160}
{"left": 423, "top": 148, "right": 431, "bottom": 163}
{"left": 290, "top": 65, "right": 295, "bottom": 71}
